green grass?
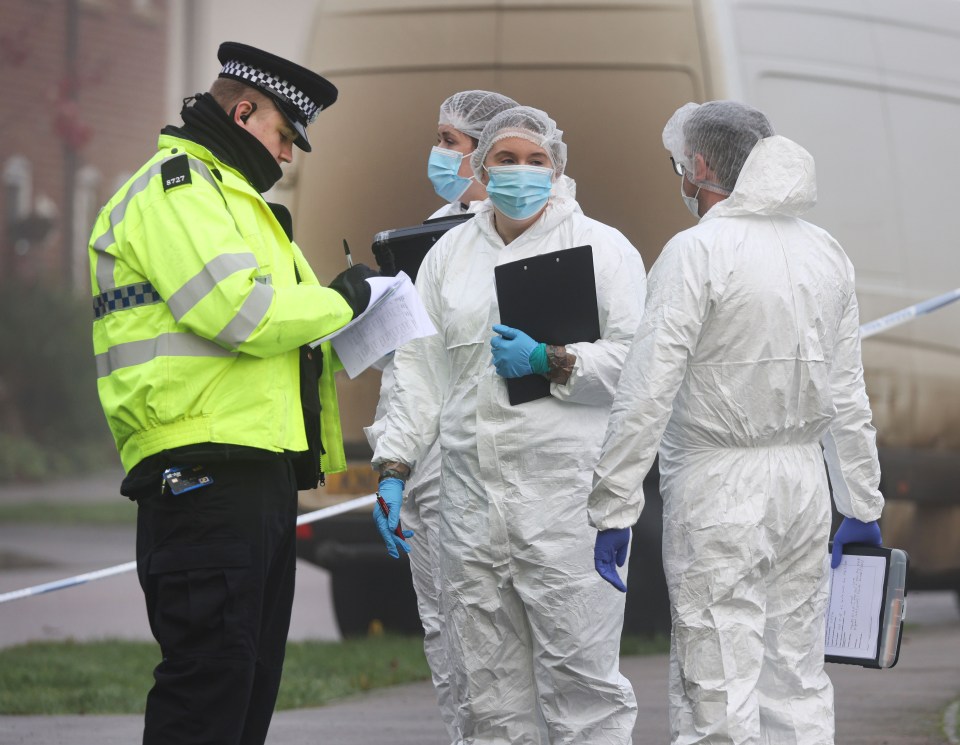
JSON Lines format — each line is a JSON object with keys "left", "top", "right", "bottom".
{"left": 945, "top": 699, "right": 960, "bottom": 742}
{"left": 0, "top": 640, "right": 158, "bottom": 714}
{"left": 0, "top": 636, "right": 432, "bottom": 715}
{"left": 278, "top": 637, "right": 432, "bottom": 710}
{"left": 0, "top": 501, "right": 136, "bottom": 526}
{"left": 0, "top": 634, "right": 669, "bottom": 715}
{"left": 620, "top": 633, "right": 670, "bottom": 656}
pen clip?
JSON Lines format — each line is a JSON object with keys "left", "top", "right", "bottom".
{"left": 342, "top": 238, "right": 354, "bottom": 268}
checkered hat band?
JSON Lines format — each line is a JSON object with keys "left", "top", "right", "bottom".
{"left": 93, "top": 281, "right": 163, "bottom": 319}
{"left": 221, "top": 60, "right": 320, "bottom": 124}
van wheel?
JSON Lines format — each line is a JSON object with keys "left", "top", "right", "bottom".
{"left": 330, "top": 560, "right": 422, "bottom": 637}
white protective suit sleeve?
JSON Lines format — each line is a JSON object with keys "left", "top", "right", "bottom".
{"left": 587, "top": 236, "right": 710, "bottom": 530}
{"left": 371, "top": 237, "right": 451, "bottom": 472}
{"left": 363, "top": 355, "right": 393, "bottom": 452}
{"left": 553, "top": 227, "right": 647, "bottom": 407}
{"left": 365, "top": 203, "right": 463, "bottom": 452}
{"left": 427, "top": 201, "right": 471, "bottom": 220}
{"left": 820, "top": 281, "right": 884, "bottom": 522}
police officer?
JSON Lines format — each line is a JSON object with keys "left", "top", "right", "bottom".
{"left": 88, "top": 42, "right": 376, "bottom": 745}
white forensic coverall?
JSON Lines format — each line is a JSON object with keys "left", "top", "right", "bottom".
{"left": 589, "top": 135, "right": 884, "bottom": 745}
{"left": 367, "top": 179, "right": 581, "bottom": 745}
{"left": 364, "top": 198, "right": 472, "bottom": 745}
{"left": 375, "top": 194, "right": 643, "bottom": 745}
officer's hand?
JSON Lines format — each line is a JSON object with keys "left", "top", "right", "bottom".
{"left": 594, "top": 527, "right": 630, "bottom": 593}
{"left": 330, "top": 263, "right": 378, "bottom": 318}
{"left": 373, "top": 477, "right": 413, "bottom": 559}
{"left": 830, "top": 517, "right": 882, "bottom": 568}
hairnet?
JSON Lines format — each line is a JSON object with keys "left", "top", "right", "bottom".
{"left": 438, "top": 90, "right": 519, "bottom": 141}
{"left": 662, "top": 100, "right": 774, "bottom": 194}
{"left": 471, "top": 106, "right": 567, "bottom": 179}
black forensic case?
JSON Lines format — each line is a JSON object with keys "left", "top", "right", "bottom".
{"left": 371, "top": 213, "right": 474, "bottom": 283}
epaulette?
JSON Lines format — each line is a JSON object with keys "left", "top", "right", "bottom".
{"left": 161, "top": 153, "right": 192, "bottom": 192}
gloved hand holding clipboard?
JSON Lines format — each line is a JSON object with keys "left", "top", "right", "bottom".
{"left": 494, "top": 244, "right": 600, "bottom": 405}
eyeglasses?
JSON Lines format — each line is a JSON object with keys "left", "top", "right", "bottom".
{"left": 669, "top": 156, "right": 685, "bottom": 177}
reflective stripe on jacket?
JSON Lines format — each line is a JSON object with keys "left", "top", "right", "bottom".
{"left": 90, "top": 134, "right": 350, "bottom": 474}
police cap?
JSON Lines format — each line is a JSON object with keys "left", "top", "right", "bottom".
{"left": 217, "top": 41, "right": 338, "bottom": 152}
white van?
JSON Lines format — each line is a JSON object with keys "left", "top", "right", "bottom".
{"left": 290, "top": 0, "right": 960, "bottom": 634}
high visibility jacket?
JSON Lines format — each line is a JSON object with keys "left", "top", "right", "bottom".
{"left": 89, "top": 134, "right": 351, "bottom": 474}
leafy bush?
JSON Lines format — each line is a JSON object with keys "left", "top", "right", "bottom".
{"left": 0, "top": 280, "right": 116, "bottom": 482}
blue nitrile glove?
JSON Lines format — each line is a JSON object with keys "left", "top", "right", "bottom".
{"left": 594, "top": 527, "right": 630, "bottom": 593}
{"left": 490, "top": 324, "right": 549, "bottom": 378}
{"left": 830, "top": 517, "right": 882, "bottom": 569}
{"left": 373, "top": 477, "right": 414, "bottom": 559}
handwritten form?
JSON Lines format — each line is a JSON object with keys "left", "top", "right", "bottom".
{"left": 310, "top": 272, "right": 436, "bottom": 378}
{"left": 824, "top": 554, "right": 887, "bottom": 659}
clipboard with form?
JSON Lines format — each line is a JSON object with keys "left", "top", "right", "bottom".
{"left": 494, "top": 244, "right": 599, "bottom": 405}
{"left": 824, "top": 544, "right": 909, "bottom": 669}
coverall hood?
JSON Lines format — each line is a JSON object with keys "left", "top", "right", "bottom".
{"left": 707, "top": 135, "right": 818, "bottom": 220}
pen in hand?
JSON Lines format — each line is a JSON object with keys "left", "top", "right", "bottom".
{"left": 343, "top": 238, "right": 354, "bottom": 268}
{"left": 376, "top": 494, "right": 406, "bottom": 538}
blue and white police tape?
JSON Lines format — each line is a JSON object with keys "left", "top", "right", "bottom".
{"left": 860, "top": 288, "right": 960, "bottom": 340}
{"left": 4, "top": 289, "right": 959, "bottom": 604}
{"left": 0, "top": 493, "right": 378, "bottom": 605}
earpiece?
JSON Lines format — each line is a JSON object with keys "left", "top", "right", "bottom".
{"left": 239, "top": 102, "right": 258, "bottom": 124}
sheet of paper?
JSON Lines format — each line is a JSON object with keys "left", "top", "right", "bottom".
{"left": 310, "top": 275, "right": 405, "bottom": 345}
{"left": 310, "top": 272, "right": 436, "bottom": 378}
{"left": 824, "top": 553, "right": 887, "bottom": 660}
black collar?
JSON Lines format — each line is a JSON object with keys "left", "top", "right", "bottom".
{"left": 162, "top": 93, "right": 283, "bottom": 194}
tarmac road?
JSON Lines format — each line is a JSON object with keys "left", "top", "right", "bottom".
{"left": 1, "top": 470, "right": 959, "bottom": 744}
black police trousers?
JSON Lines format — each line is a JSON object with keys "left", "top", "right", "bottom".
{"left": 134, "top": 458, "right": 298, "bottom": 745}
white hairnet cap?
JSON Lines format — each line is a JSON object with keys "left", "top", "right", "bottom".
{"left": 471, "top": 106, "right": 567, "bottom": 179}
{"left": 438, "top": 90, "right": 519, "bottom": 141}
{"left": 662, "top": 100, "right": 775, "bottom": 194}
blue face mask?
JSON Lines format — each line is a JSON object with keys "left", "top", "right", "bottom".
{"left": 485, "top": 165, "right": 554, "bottom": 220}
{"left": 428, "top": 146, "right": 473, "bottom": 203}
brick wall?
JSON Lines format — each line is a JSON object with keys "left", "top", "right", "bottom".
{"left": 0, "top": 0, "right": 169, "bottom": 290}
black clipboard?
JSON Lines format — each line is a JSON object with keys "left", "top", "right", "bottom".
{"left": 824, "top": 544, "right": 909, "bottom": 669}
{"left": 494, "top": 245, "right": 599, "bottom": 405}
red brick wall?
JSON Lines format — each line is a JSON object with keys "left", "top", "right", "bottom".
{"left": 0, "top": 0, "right": 169, "bottom": 290}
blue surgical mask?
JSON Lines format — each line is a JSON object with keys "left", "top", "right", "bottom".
{"left": 428, "top": 146, "right": 473, "bottom": 203}
{"left": 485, "top": 165, "right": 554, "bottom": 220}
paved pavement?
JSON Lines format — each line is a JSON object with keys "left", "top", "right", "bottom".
{"left": 1, "top": 471, "right": 959, "bottom": 744}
